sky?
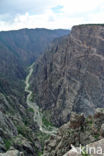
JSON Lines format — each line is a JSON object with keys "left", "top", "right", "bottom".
{"left": 0, "top": 0, "right": 104, "bottom": 31}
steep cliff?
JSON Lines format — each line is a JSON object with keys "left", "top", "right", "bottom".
{"left": 31, "top": 25, "right": 104, "bottom": 126}
{"left": 0, "top": 28, "right": 69, "bottom": 155}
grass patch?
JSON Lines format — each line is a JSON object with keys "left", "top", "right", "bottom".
{"left": 29, "top": 92, "right": 38, "bottom": 102}
{"left": 42, "top": 116, "right": 53, "bottom": 128}
{"left": 82, "top": 153, "right": 90, "bottom": 156}
{"left": 94, "top": 133, "right": 100, "bottom": 140}
{"left": 36, "top": 131, "right": 50, "bottom": 142}
{"left": 3, "top": 139, "right": 12, "bottom": 150}
{"left": 16, "top": 124, "right": 34, "bottom": 144}
{"left": 86, "top": 117, "right": 93, "bottom": 127}
{"left": 36, "top": 131, "right": 50, "bottom": 154}
{"left": 81, "top": 147, "right": 90, "bottom": 156}
{"left": 27, "top": 107, "right": 34, "bottom": 113}
{"left": 23, "top": 119, "right": 29, "bottom": 126}
{"left": 17, "top": 125, "right": 28, "bottom": 137}
{"left": 88, "top": 120, "right": 93, "bottom": 126}
{"left": 38, "top": 152, "right": 43, "bottom": 156}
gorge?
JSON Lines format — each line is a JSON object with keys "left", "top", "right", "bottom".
{"left": 1, "top": 24, "right": 104, "bottom": 155}
{"left": 25, "top": 63, "right": 57, "bottom": 134}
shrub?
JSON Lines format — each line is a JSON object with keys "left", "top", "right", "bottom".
{"left": 4, "top": 139, "right": 12, "bottom": 150}
{"left": 27, "top": 107, "right": 34, "bottom": 113}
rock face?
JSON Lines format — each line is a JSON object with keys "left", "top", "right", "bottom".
{"left": 31, "top": 25, "right": 104, "bottom": 126}
{"left": 43, "top": 109, "right": 104, "bottom": 156}
{"left": 0, "top": 28, "right": 69, "bottom": 118}
{"left": 64, "top": 139, "right": 104, "bottom": 156}
{"left": 0, "top": 28, "right": 69, "bottom": 66}
{"left": 0, "top": 149, "right": 23, "bottom": 156}
{"left": 0, "top": 28, "right": 69, "bottom": 155}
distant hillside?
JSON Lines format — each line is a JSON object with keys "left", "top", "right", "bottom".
{"left": 0, "top": 28, "right": 69, "bottom": 66}
{"left": 0, "top": 28, "right": 69, "bottom": 155}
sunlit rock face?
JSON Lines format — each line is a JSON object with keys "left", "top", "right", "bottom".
{"left": 31, "top": 25, "right": 104, "bottom": 126}
{"left": 43, "top": 109, "right": 104, "bottom": 156}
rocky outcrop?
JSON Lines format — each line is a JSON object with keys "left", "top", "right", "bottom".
{"left": 31, "top": 24, "right": 104, "bottom": 126}
{"left": 0, "top": 149, "right": 24, "bottom": 156}
{"left": 0, "top": 111, "right": 17, "bottom": 138}
{"left": 13, "top": 135, "right": 37, "bottom": 156}
{"left": 0, "top": 89, "right": 40, "bottom": 155}
{"left": 64, "top": 139, "right": 104, "bottom": 156}
{"left": 43, "top": 109, "right": 104, "bottom": 156}
{"left": 69, "top": 112, "right": 85, "bottom": 129}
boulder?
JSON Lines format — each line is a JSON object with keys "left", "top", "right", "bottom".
{"left": 0, "top": 149, "right": 23, "bottom": 156}
{"left": 70, "top": 112, "right": 85, "bottom": 129}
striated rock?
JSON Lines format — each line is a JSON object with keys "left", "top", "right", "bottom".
{"left": 31, "top": 24, "right": 104, "bottom": 126}
{"left": 13, "top": 135, "right": 37, "bottom": 156}
{"left": 69, "top": 112, "right": 85, "bottom": 129}
{"left": 0, "top": 137, "right": 6, "bottom": 153}
{"left": 0, "top": 111, "right": 18, "bottom": 137}
{"left": 43, "top": 109, "right": 104, "bottom": 156}
{"left": 0, "top": 28, "right": 69, "bottom": 155}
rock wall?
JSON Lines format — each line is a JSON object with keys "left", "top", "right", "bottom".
{"left": 43, "top": 108, "right": 104, "bottom": 156}
{"left": 31, "top": 25, "right": 104, "bottom": 126}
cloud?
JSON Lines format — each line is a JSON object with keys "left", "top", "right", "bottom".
{"left": 60, "top": 0, "right": 104, "bottom": 15}
{"left": 0, "top": 0, "right": 59, "bottom": 15}
{"left": 0, "top": 0, "right": 104, "bottom": 30}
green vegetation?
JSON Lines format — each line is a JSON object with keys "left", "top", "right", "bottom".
{"left": 94, "top": 133, "right": 100, "bottom": 140}
{"left": 16, "top": 124, "right": 35, "bottom": 144}
{"left": 27, "top": 107, "right": 34, "bottom": 113}
{"left": 42, "top": 116, "right": 53, "bottom": 128}
{"left": 29, "top": 93, "right": 35, "bottom": 102}
{"left": 81, "top": 147, "right": 90, "bottom": 156}
{"left": 38, "top": 152, "right": 43, "bottom": 156}
{"left": 3, "top": 138, "right": 12, "bottom": 150}
{"left": 82, "top": 153, "right": 90, "bottom": 156}
{"left": 36, "top": 131, "right": 50, "bottom": 142}
{"left": 23, "top": 119, "right": 29, "bottom": 126}
{"left": 35, "top": 147, "right": 43, "bottom": 156}
{"left": 17, "top": 125, "right": 28, "bottom": 137}
{"left": 36, "top": 131, "right": 50, "bottom": 155}
{"left": 86, "top": 117, "right": 93, "bottom": 127}
{"left": 87, "top": 120, "right": 93, "bottom": 127}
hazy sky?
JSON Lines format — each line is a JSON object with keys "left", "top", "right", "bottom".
{"left": 0, "top": 0, "right": 104, "bottom": 30}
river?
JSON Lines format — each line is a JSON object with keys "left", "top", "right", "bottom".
{"left": 25, "top": 63, "right": 57, "bottom": 135}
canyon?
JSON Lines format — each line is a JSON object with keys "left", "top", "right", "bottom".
{"left": 1, "top": 24, "right": 104, "bottom": 155}
{"left": 31, "top": 25, "right": 104, "bottom": 127}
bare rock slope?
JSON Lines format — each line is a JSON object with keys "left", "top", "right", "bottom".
{"left": 31, "top": 25, "right": 104, "bottom": 126}
{"left": 43, "top": 108, "right": 104, "bottom": 156}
